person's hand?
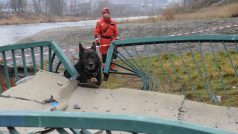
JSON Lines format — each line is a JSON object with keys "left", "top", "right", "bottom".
{"left": 116, "top": 37, "right": 120, "bottom": 40}
{"left": 96, "top": 42, "right": 100, "bottom": 46}
{"left": 95, "top": 38, "right": 100, "bottom": 46}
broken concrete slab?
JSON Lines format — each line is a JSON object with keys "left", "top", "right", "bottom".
{"left": 0, "top": 71, "right": 78, "bottom": 112}
{"left": 66, "top": 87, "right": 185, "bottom": 120}
{"left": 0, "top": 71, "right": 237, "bottom": 133}
{"left": 3, "top": 70, "right": 78, "bottom": 102}
{"left": 180, "top": 100, "right": 238, "bottom": 133}
{"left": 0, "top": 97, "right": 44, "bottom": 111}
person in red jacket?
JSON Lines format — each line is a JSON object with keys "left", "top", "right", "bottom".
{"left": 95, "top": 7, "right": 119, "bottom": 69}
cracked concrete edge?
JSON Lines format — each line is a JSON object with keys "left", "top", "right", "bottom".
{"left": 177, "top": 99, "right": 238, "bottom": 133}
{"left": 177, "top": 96, "right": 186, "bottom": 122}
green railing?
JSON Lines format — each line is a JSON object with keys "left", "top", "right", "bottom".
{"left": 103, "top": 34, "right": 238, "bottom": 107}
{"left": 0, "top": 111, "right": 234, "bottom": 134}
{"left": 0, "top": 38, "right": 236, "bottom": 133}
{"left": 0, "top": 41, "right": 79, "bottom": 93}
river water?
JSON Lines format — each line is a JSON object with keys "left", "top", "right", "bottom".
{"left": 0, "top": 16, "right": 148, "bottom": 46}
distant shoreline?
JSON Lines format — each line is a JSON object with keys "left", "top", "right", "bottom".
{"left": 0, "top": 13, "right": 149, "bottom": 26}
{"left": 0, "top": 14, "right": 94, "bottom": 26}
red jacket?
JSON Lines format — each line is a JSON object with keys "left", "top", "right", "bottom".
{"left": 95, "top": 17, "right": 119, "bottom": 54}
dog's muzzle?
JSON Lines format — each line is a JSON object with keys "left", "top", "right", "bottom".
{"left": 87, "top": 63, "right": 95, "bottom": 70}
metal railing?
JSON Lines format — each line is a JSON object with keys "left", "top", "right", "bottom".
{"left": 0, "top": 41, "right": 79, "bottom": 93}
{"left": 0, "top": 37, "right": 236, "bottom": 133}
{"left": 103, "top": 34, "right": 238, "bottom": 106}
{"left": 0, "top": 111, "right": 233, "bottom": 134}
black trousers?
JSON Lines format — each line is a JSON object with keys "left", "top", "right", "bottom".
{"left": 102, "top": 54, "right": 107, "bottom": 64}
{"left": 102, "top": 51, "right": 118, "bottom": 64}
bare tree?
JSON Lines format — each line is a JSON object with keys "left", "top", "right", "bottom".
{"left": 32, "top": 0, "right": 42, "bottom": 13}
{"left": 39, "top": 0, "right": 49, "bottom": 14}
{"left": 77, "top": 2, "right": 91, "bottom": 17}
{"left": 10, "top": 0, "right": 17, "bottom": 13}
{"left": 10, "top": 0, "right": 26, "bottom": 14}
{"left": 45, "top": 0, "right": 48, "bottom": 13}
{"left": 0, "top": 2, "right": 3, "bottom": 13}
{"left": 69, "top": 0, "right": 77, "bottom": 15}
{"left": 18, "top": 0, "right": 23, "bottom": 13}
{"left": 48, "top": 0, "right": 64, "bottom": 16}
{"left": 85, "top": 0, "right": 111, "bottom": 18}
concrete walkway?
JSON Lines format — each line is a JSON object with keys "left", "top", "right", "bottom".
{"left": 0, "top": 71, "right": 237, "bottom": 133}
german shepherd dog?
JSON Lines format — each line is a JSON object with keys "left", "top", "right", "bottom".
{"left": 64, "top": 42, "right": 102, "bottom": 87}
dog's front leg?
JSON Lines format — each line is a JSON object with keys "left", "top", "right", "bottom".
{"left": 91, "top": 77, "right": 98, "bottom": 83}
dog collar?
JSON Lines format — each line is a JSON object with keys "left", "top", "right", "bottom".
{"left": 83, "top": 68, "right": 99, "bottom": 77}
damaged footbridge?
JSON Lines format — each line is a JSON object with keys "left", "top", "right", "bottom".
{"left": 0, "top": 35, "right": 238, "bottom": 134}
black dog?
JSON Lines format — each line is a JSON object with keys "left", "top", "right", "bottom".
{"left": 64, "top": 42, "right": 102, "bottom": 87}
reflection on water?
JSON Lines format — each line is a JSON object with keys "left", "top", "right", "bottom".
{"left": 0, "top": 16, "right": 148, "bottom": 46}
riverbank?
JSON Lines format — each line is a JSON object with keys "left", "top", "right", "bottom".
{"left": 119, "top": 2, "right": 238, "bottom": 24}
{"left": 0, "top": 13, "right": 92, "bottom": 25}
{"left": 17, "top": 17, "right": 238, "bottom": 48}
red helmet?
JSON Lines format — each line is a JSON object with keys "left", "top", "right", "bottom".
{"left": 102, "top": 7, "right": 110, "bottom": 14}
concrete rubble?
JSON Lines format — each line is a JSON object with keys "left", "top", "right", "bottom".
{"left": 0, "top": 71, "right": 237, "bottom": 133}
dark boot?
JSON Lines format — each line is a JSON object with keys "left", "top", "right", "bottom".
{"left": 103, "top": 73, "right": 109, "bottom": 81}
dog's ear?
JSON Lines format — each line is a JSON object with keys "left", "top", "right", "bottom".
{"left": 91, "top": 42, "right": 96, "bottom": 51}
{"left": 79, "top": 42, "right": 84, "bottom": 52}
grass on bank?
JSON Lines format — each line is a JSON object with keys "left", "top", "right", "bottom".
{"left": 101, "top": 50, "right": 238, "bottom": 107}
{"left": 175, "top": 2, "right": 238, "bottom": 20}
{"left": 0, "top": 13, "right": 83, "bottom": 25}
{"left": 118, "top": 2, "right": 238, "bottom": 24}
